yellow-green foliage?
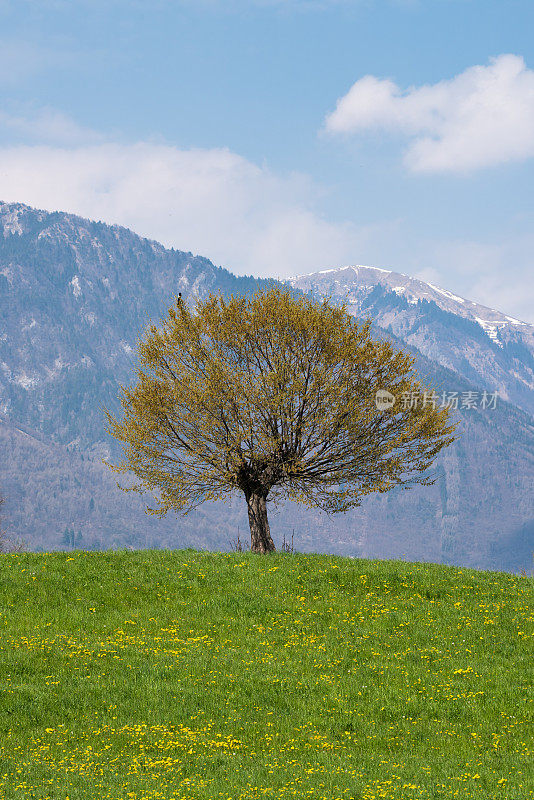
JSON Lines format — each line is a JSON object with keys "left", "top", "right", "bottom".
{"left": 103, "top": 286, "right": 457, "bottom": 525}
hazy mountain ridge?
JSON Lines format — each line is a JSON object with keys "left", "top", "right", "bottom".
{"left": 1, "top": 202, "right": 533, "bottom": 574}
{"left": 0, "top": 201, "right": 279, "bottom": 454}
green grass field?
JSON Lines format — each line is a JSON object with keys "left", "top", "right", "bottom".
{"left": 0, "top": 548, "right": 532, "bottom": 800}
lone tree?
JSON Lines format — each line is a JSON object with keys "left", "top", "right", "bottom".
{"left": 103, "top": 285, "right": 458, "bottom": 553}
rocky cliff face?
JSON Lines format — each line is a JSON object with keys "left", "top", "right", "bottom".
{"left": 1, "top": 203, "right": 533, "bottom": 575}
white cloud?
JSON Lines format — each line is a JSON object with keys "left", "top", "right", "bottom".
{"left": 0, "top": 120, "right": 531, "bottom": 321}
{"left": 0, "top": 141, "right": 377, "bottom": 279}
{"left": 418, "top": 235, "right": 534, "bottom": 324}
{"left": 364, "top": 228, "right": 534, "bottom": 323}
{"left": 0, "top": 108, "right": 104, "bottom": 146}
{"left": 324, "top": 54, "right": 534, "bottom": 173}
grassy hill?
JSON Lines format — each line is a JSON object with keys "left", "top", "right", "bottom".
{"left": 0, "top": 549, "right": 532, "bottom": 800}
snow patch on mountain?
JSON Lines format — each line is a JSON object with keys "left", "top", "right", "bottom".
{"left": 427, "top": 283, "right": 466, "bottom": 304}
{"left": 474, "top": 317, "right": 507, "bottom": 347}
{"left": 15, "top": 373, "right": 38, "bottom": 390}
{"left": 70, "top": 275, "right": 82, "bottom": 298}
{"left": 391, "top": 285, "right": 418, "bottom": 305}
{"left": 1, "top": 208, "right": 24, "bottom": 237}
{"left": 0, "top": 267, "right": 14, "bottom": 285}
{"left": 21, "top": 318, "right": 37, "bottom": 333}
{"left": 505, "top": 315, "right": 529, "bottom": 325}
{"left": 43, "top": 359, "right": 68, "bottom": 381}
{"left": 296, "top": 264, "right": 393, "bottom": 279}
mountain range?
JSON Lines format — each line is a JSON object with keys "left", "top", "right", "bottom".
{"left": 1, "top": 201, "right": 533, "bottom": 575}
{"left": 287, "top": 265, "right": 534, "bottom": 418}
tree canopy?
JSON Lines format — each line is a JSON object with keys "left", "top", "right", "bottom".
{"left": 104, "top": 285, "right": 458, "bottom": 553}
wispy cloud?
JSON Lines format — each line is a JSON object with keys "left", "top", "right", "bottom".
{"left": 413, "top": 233, "right": 534, "bottom": 324}
{"left": 0, "top": 108, "right": 104, "bottom": 146}
{"left": 0, "top": 141, "right": 379, "bottom": 279}
{"left": 324, "top": 55, "right": 534, "bottom": 173}
{"left": 0, "top": 116, "right": 531, "bottom": 320}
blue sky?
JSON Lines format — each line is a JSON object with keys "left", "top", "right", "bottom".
{"left": 1, "top": 0, "right": 533, "bottom": 320}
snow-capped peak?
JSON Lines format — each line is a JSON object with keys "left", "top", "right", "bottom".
{"left": 286, "top": 263, "right": 532, "bottom": 345}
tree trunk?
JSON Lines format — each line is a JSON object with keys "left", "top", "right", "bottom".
{"left": 245, "top": 490, "right": 276, "bottom": 553}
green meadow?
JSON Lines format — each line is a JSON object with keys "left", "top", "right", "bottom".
{"left": 0, "top": 549, "right": 532, "bottom": 800}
